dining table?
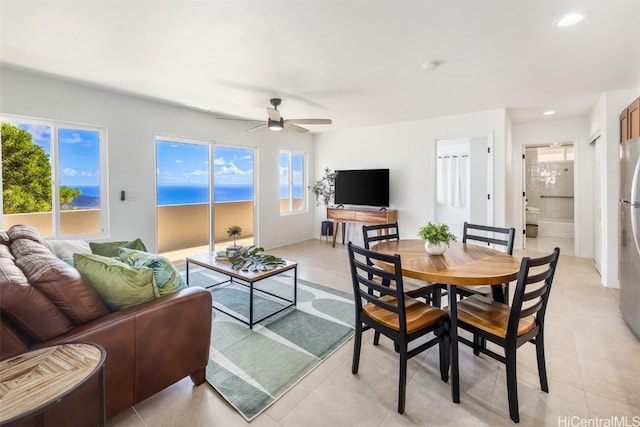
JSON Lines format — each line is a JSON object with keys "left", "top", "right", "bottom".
{"left": 371, "top": 239, "right": 520, "bottom": 403}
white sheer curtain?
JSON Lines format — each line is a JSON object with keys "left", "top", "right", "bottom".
{"left": 437, "top": 154, "right": 469, "bottom": 207}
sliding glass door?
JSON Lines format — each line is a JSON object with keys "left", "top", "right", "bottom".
{"left": 212, "top": 146, "right": 255, "bottom": 250}
{"left": 156, "top": 138, "right": 255, "bottom": 258}
{"left": 156, "top": 139, "right": 211, "bottom": 255}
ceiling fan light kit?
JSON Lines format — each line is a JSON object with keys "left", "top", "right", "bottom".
{"left": 268, "top": 118, "right": 284, "bottom": 131}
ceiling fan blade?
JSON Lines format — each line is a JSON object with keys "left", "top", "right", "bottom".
{"left": 247, "top": 123, "right": 267, "bottom": 132}
{"left": 267, "top": 107, "right": 281, "bottom": 121}
{"left": 217, "top": 117, "right": 263, "bottom": 122}
{"left": 284, "top": 122, "right": 309, "bottom": 133}
{"left": 285, "top": 118, "right": 332, "bottom": 125}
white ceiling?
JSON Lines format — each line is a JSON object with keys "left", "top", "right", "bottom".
{"left": 1, "top": 1, "right": 639, "bottom": 132}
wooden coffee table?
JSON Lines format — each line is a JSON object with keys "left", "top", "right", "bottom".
{"left": 0, "top": 343, "right": 106, "bottom": 427}
{"left": 186, "top": 252, "right": 298, "bottom": 329}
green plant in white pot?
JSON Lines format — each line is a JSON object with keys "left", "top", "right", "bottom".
{"left": 417, "top": 221, "right": 457, "bottom": 255}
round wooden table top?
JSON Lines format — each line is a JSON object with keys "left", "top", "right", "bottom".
{"left": 371, "top": 240, "right": 520, "bottom": 285}
{"left": 0, "top": 343, "right": 106, "bottom": 425}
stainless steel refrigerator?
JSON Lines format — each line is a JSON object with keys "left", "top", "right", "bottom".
{"left": 620, "top": 136, "right": 640, "bottom": 339}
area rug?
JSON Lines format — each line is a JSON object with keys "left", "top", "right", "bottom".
{"left": 185, "top": 267, "right": 355, "bottom": 421}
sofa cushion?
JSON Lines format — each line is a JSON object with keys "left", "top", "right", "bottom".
{"left": 74, "top": 253, "right": 159, "bottom": 311}
{"left": 7, "top": 224, "right": 47, "bottom": 245}
{"left": 0, "top": 247, "right": 74, "bottom": 341}
{"left": 46, "top": 239, "right": 92, "bottom": 265}
{"left": 89, "top": 238, "right": 148, "bottom": 258}
{"left": 118, "top": 248, "right": 187, "bottom": 297}
{"left": 16, "top": 253, "right": 109, "bottom": 324}
{"left": 10, "top": 237, "right": 54, "bottom": 258}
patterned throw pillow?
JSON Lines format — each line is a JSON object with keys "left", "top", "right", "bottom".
{"left": 118, "top": 247, "right": 187, "bottom": 296}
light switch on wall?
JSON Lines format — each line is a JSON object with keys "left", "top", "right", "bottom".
{"left": 120, "top": 190, "right": 139, "bottom": 201}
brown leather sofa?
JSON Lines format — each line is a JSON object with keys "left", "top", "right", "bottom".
{"left": 0, "top": 225, "right": 212, "bottom": 427}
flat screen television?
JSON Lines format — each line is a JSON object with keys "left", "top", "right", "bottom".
{"left": 334, "top": 168, "right": 390, "bottom": 207}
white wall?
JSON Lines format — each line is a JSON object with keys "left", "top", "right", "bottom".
{"left": 0, "top": 66, "right": 315, "bottom": 251}
{"left": 589, "top": 88, "right": 640, "bottom": 288}
{"left": 511, "top": 118, "right": 590, "bottom": 257}
{"left": 314, "top": 109, "right": 508, "bottom": 244}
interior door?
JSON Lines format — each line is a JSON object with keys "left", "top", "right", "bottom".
{"left": 436, "top": 135, "right": 491, "bottom": 238}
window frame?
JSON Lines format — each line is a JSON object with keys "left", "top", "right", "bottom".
{"left": 0, "top": 114, "right": 109, "bottom": 239}
{"left": 279, "top": 150, "right": 307, "bottom": 216}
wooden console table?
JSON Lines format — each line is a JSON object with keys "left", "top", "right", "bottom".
{"left": 327, "top": 207, "right": 398, "bottom": 247}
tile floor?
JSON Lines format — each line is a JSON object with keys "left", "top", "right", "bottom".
{"left": 109, "top": 239, "right": 640, "bottom": 427}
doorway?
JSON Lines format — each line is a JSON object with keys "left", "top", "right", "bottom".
{"left": 435, "top": 135, "right": 492, "bottom": 238}
{"left": 523, "top": 143, "right": 575, "bottom": 256}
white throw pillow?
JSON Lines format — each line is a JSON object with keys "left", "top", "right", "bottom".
{"left": 46, "top": 239, "right": 92, "bottom": 260}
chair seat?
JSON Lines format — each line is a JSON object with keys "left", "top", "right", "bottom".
{"left": 457, "top": 295, "right": 535, "bottom": 338}
{"left": 364, "top": 295, "right": 447, "bottom": 334}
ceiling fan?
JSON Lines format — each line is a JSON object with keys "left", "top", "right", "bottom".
{"left": 219, "top": 98, "right": 332, "bottom": 133}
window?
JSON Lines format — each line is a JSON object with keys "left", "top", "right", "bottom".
{"left": 279, "top": 151, "right": 305, "bottom": 214}
{"left": 538, "top": 145, "right": 574, "bottom": 163}
{"left": 0, "top": 115, "right": 108, "bottom": 238}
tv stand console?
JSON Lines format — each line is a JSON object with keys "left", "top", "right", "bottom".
{"left": 326, "top": 207, "right": 398, "bottom": 248}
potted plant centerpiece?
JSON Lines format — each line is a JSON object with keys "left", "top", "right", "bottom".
{"left": 226, "top": 225, "right": 243, "bottom": 253}
{"left": 308, "top": 167, "right": 336, "bottom": 237}
{"left": 418, "top": 221, "right": 457, "bottom": 255}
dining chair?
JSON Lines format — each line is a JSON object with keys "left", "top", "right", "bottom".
{"left": 457, "top": 222, "right": 516, "bottom": 303}
{"left": 362, "top": 223, "right": 442, "bottom": 307}
{"left": 347, "top": 242, "right": 450, "bottom": 414}
{"left": 456, "top": 247, "right": 560, "bottom": 423}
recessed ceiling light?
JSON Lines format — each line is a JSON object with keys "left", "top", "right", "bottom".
{"left": 556, "top": 12, "right": 587, "bottom": 27}
{"left": 544, "top": 110, "right": 556, "bottom": 116}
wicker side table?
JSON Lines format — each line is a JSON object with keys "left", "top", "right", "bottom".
{"left": 0, "top": 343, "right": 106, "bottom": 427}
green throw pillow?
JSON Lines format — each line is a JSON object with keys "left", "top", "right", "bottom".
{"left": 89, "top": 238, "right": 148, "bottom": 258}
{"left": 74, "top": 253, "right": 159, "bottom": 311}
{"left": 118, "top": 247, "right": 187, "bottom": 297}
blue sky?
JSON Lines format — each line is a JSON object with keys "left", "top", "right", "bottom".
{"left": 279, "top": 153, "right": 304, "bottom": 197}
{"left": 10, "top": 123, "right": 260, "bottom": 191}
{"left": 14, "top": 123, "right": 100, "bottom": 187}
{"left": 156, "top": 141, "right": 254, "bottom": 187}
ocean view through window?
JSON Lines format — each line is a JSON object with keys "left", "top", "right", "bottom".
{"left": 1, "top": 116, "right": 107, "bottom": 238}
{"left": 280, "top": 151, "right": 305, "bottom": 214}
{"left": 156, "top": 183, "right": 255, "bottom": 205}
{"left": 156, "top": 142, "right": 255, "bottom": 205}
{"left": 155, "top": 138, "right": 256, "bottom": 253}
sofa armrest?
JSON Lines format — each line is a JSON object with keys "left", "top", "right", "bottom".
{"left": 34, "top": 286, "right": 212, "bottom": 422}
{"left": 133, "top": 286, "right": 212, "bottom": 402}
